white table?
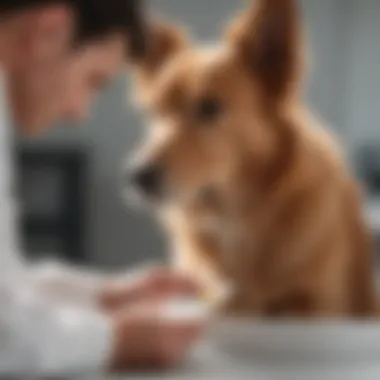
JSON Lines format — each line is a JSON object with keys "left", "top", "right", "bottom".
{"left": 91, "top": 321, "right": 380, "bottom": 380}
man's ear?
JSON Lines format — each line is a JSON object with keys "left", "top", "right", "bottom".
{"left": 227, "top": 0, "right": 303, "bottom": 104}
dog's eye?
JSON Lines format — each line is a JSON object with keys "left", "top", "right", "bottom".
{"left": 194, "top": 98, "right": 223, "bottom": 123}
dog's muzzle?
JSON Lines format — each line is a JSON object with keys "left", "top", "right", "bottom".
{"left": 128, "top": 164, "right": 163, "bottom": 198}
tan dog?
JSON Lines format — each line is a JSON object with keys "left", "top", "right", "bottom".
{"left": 127, "top": 0, "right": 377, "bottom": 318}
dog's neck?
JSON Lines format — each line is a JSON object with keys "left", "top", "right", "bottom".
{"left": 182, "top": 179, "right": 258, "bottom": 258}
{"left": 166, "top": 117, "right": 300, "bottom": 264}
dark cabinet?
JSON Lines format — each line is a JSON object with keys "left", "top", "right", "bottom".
{"left": 17, "top": 145, "right": 88, "bottom": 263}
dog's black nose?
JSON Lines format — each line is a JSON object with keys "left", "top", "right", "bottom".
{"left": 131, "top": 165, "right": 162, "bottom": 196}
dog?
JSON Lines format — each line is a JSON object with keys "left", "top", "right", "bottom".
{"left": 125, "top": 0, "right": 377, "bottom": 318}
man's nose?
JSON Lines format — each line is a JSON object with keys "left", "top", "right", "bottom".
{"left": 130, "top": 165, "right": 163, "bottom": 196}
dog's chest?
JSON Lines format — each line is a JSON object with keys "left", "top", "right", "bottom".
{"left": 197, "top": 214, "right": 245, "bottom": 260}
{"left": 167, "top": 205, "right": 251, "bottom": 274}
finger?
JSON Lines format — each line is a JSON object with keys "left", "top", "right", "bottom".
{"left": 114, "top": 273, "right": 202, "bottom": 309}
{"left": 160, "top": 319, "right": 205, "bottom": 350}
{"left": 157, "top": 322, "right": 204, "bottom": 368}
{"left": 101, "top": 278, "right": 163, "bottom": 312}
{"left": 150, "top": 269, "right": 203, "bottom": 296}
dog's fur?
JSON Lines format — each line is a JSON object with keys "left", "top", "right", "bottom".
{"left": 129, "top": 0, "right": 377, "bottom": 318}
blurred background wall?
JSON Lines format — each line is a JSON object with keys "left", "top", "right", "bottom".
{"left": 18, "top": 0, "right": 380, "bottom": 269}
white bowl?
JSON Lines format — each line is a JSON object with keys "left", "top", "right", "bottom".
{"left": 209, "top": 319, "right": 380, "bottom": 365}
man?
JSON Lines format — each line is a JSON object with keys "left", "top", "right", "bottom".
{"left": 0, "top": 0, "right": 203, "bottom": 376}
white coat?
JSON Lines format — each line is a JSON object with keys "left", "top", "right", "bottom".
{"left": 0, "top": 71, "right": 114, "bottom": 376}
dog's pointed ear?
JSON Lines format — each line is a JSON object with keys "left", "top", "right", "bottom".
{"left": 132, "top": 20, "right": 188, "bottom": 82}
{"left": 227, "top": 0, "right": 303, "bottom": 104}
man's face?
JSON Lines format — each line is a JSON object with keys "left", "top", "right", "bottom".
{"left": 4, "top": 5, "right": 126, "bottom": 133}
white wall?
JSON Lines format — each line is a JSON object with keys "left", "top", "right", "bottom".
{"left": 344, "top": 0, "right": 380, "bottom": 145}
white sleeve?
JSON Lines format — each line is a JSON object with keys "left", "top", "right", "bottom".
{"left": 0, "top": 71, "right": 113, "bottom": 376}
{"left": 29, "top": 261, "right": 114, "bottom": 309}
{"left": 0, "top": 282, "right": 112, "bottom": 376}
{"left": 28, "top": 258, "right": 159, "bottom": 309}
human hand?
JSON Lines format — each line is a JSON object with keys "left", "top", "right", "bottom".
{"left": 108, "top": 302, "right": 205, "bottom": 371}
{"left": 100, "top": 267, "right": 201, "bottom": 314}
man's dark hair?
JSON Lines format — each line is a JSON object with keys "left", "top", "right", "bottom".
{"left": 0, "top": 0, "right": 147, "bottom": 57}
